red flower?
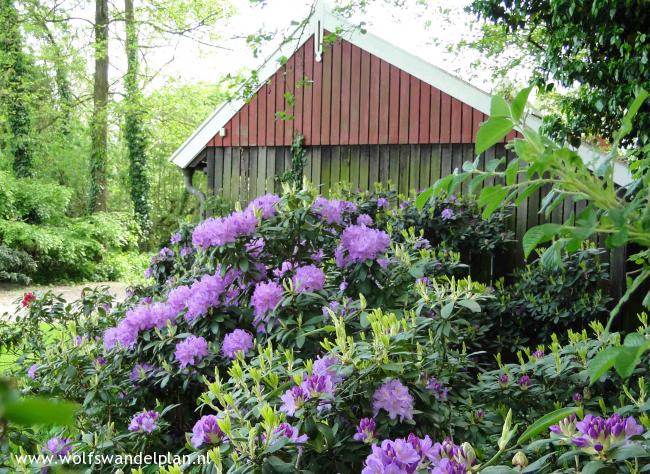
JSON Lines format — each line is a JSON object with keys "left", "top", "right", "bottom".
{"left": 21, "top": 292, "right": 36, "bottom": 308}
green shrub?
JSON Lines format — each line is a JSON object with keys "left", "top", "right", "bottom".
{"left": 487, "top": 246, "right": 612, "bottom": 353}
{"left": 0, "top": 244, "right": 36, "bottom": 284}
{"left": 0, "top": 212, "right": 140, "bottom": 283}
{"left": 0, "top": 170, "right": 72, "bottom": 224}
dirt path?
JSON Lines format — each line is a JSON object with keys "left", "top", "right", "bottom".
{"left": 0, "top": 282, "right": 129, "bottom": 316}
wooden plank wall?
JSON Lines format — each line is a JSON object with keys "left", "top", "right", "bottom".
{"left": 207, "top": 34, "right": 518, "bottom": 148}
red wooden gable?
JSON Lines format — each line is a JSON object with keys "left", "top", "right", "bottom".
{"left": 208, "top": 34, "right": 514, "bottom": 148}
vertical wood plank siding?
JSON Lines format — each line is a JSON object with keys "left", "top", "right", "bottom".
{"left": 207, "top": 33, "right": 513, "bottom": 148}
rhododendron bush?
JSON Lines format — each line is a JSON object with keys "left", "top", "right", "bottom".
{"left": 2, "top": 182, "right": 649, "bottom": 473}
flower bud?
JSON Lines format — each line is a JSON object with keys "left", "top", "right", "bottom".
{"left": 461, "top": 442, "right": 476, "bottom": 464}
{"left": 512, "top": 451, "right": 529, "bottom": 468}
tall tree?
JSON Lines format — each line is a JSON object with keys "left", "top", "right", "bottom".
{"left": 88, "top": 0, "right": 109, "bottom": 213}
{"left": 124, "top": 0, "right": 151, "bottom": 235}
{"left": 0, "top": 0, "right": 34, "bottom": 178}
{"left": 469, "top": 0, "right": 650, "bottom": 146}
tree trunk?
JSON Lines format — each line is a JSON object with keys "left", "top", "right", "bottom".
{"left": 88, "top": 0, "right": 109, "bottom": 213}
{"left": 124, "top": 0, "right": 151, "bottom": 237}
{"left": 0, "top": 0, "right": 34, "bottom": 178}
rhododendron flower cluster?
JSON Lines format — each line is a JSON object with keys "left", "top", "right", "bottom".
{"left": 42, "top": 437, "right": 72, "bottom": 457}
{"left": 550, "top": 413, "right": 645, "bottom": 458}
{"left": 221, "top": 329, "right": 254, "bottom": 359}
{"left": 191, "top": 210, "right": 257, "bottom": 249}
{"left": 191, "top": 415, "right": 225, "bottom": 448}
{"left": 103, "top": 269, "right": 239, "bottom": 350}
{"left": 130, "top": 362, "right": 155, "bottom": 382}
{"left": 426, "top": 377, "right": 449, "bottom": 401}
{"left": 128, "top": 410, "right": 160, "bottom": 433}
{"left": 372, "top": 379, "right": 414, "bottom": 421}
{"left": 362, "top": 436, "right": 475, "bottom": 474}
{"left": 246, "top": 193, "right": 281, "bottom": 219}
{"left": 273, "top": 422, "right": 308, "bottom": 443}
{"left": 357, "top": 214, "right": 373, "bottom": 226}
{"left": 251, "top": 281, "right": 284, "bottom": 322}
{"left": 174, "top": 335, "right": 209, "bottom": 368}
{"left": 335, "top": 225, "right": 390, "bottom": 267}
{"left": 292, "top": 264, "right": 326, "bottom": 293}
{"left": 312, "top": 197, "right": 357, "bottom": 225}
{"left": 280, "top": 362, "right": 341, "bottom": 416}
{"left": 27, "top": 363, "right": 38, "bottom": 380}
{"left": 353, "top": 418, "right": 377, "bottom": 443}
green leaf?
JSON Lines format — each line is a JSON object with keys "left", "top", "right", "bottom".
{"left": 490, "top": 95, "right": 511, "bottom": 118}
{"left": 588, "top": 347, "right": 620, "bottom": 384}
{"left": 440, "top": 302, "right": 454, "bottom": 319}
{"left": 517, "top": 406, "right": 580, "bottom": 445}
{"left": 580, "top": 460, "right": 609, "bottom": 474}
{"left": 415, "top": 187, "right": 433, "bottom": 210}
{"left": 610, "top": 443, "right": 649, "bottom": 461}
{"left": 4, "top": 397, "right": 79, "bottom": 426}
{"left": 476, "top": 117, "right": 514, "bottom": 155}
{"left": 511, "top": 87, "right": 532, "bottom": 122}
{"left": 522, "top": 224, "right": 562, "bottom": 258}
{"left": 613, "top": 343, "right": 650, "bottom": 379}
{"left": 478, "top": 185, "right": 508, "bottom": 219}
{"left": 458, "top": 299, "right": 481, "bottom": 313}
{"left": 481, "top": 467, "right": 517, "bottom": 474}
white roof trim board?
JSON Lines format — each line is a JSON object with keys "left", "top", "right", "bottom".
{"left": 170, "top": 1, "right": 632, "bottom": 187}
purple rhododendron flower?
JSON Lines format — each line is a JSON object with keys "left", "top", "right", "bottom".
{"left": 159, "top": 247, "right": 174, "bottom": 258}
{"left": 377, "top": 197, "right": 389, "bottom": 208}
{"left": 174, "top": 335, "right": 209, "bottom": 368}
{"left": 518, "top": 374, "right": 531, "bottom": 390}
{"left": 185, "top": 272, "right": 231, "bottom": 323}
{"left": 313, "top": 355, "right": 343, "bottom": 384}
{"left": 357, "top": 214, "right": 373, "bottom": 226}
{"left": 440, "top": 208, "right": 455, "bottom": 220}
{"left": 128, "top": 410, "right": 160, "bottom": 433}
{"left": 191, "top": 415, "right": 225, "bottom": 448}
{"left": 354, "top": 418, "right": 377, "bottom": 443}
{"left": 335, "top": 225, "right": 390, "bottom": 267}
{"left": 372, "top": 379, "right": 414, "bottom": 422}
{"left": 311, "top": 249, "right": 324, "bottom": 263}
{"left": 573, "top": 392, "right": 583, "bottom": 403}
{"left": 550, "top": 413, "right": 644, "bottom": 457}
{"left": 192, "top": 210, "right": 257, "bottom": 249}
{"left": 221, "top": 329, "right": 254, "bottom": 359}
{"left": 312, "top": 197, "right": 357, "bottom": 225}
{"left": 292, "top": 265, "right": 326, "bottom": 293}
{"left": 427, "top": 377, "right": 449, "bottom": 401}
{"left": 251, "top": 281, "right": 284, "bottom": 318}
{"left": 180, "top": 246, "right": 192, "bottom": 257}
{"left": 42, "top": 437, "right": 72, "bottom": 457}
{"left": 280, "top": 386, "right": 309, "bottom": 416}
{"left": 27, "top": 363, "right": 39, "bottom": 380}
{"left": 245, "top": 238, "right": 265, "bottom": 258}
{"left": 130, "top": 363, "right": 155, "bottom": 382}
{"left": 246, "top": 193, "right": 281, "bottom": 219}
{"left": 144, "top": 267, "right": 153, "bottom": 279}
{"left": 362, "top": 438, "right": 421, "bottom": 474}
{"left": 498, "top": 373, "right": 509, "bottom": 386}
{"left": 274, "top": 422, "right": 308, "bottom": 443}
{"left": 170, "top": 232, "right": 182, "bottom": 244}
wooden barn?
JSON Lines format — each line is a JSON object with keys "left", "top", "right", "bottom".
{"left": 171, "top": 2, "right": 631, "bottom": 273}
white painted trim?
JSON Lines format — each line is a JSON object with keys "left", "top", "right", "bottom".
{"left": 170, "top": 1, "right": 632, "bottom": 187}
